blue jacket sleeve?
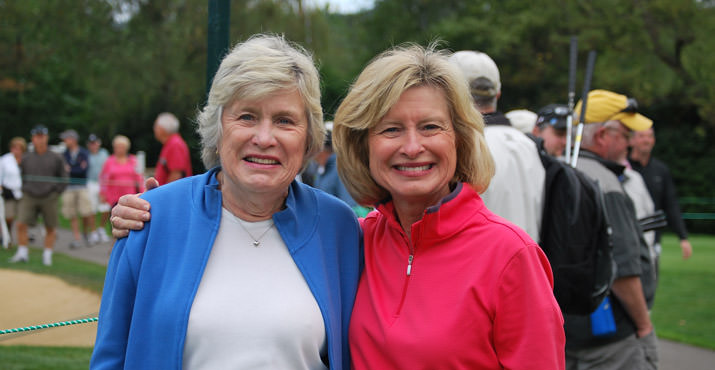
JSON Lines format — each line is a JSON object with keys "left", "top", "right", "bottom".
{"left": 90, "top": 233, "right": 143, "bottom": 369}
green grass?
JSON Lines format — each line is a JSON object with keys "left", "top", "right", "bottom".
{"left": 0, "top": 248, "right": 106, "bottom": 294}
{"left": 0, "top": 346, "right": 93, "bottom": 370}
{"left": 651, "top": 233, "right": 715, "bottom": 349}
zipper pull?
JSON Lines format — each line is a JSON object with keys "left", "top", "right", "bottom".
{"left": 406, "top": 254, "right": 414, "bottom": 276}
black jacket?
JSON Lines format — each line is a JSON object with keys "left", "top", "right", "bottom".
{"left": 628, "top": 157, "right": 688, "bottom": 242}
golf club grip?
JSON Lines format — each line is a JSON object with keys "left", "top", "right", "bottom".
{"left": 568, "top": 36, "right": 578, "bottom": 98}
{"left": 578, "top": 51, "right": 597, "bottom": 126}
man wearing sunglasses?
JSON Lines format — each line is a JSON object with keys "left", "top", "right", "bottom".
{"left": 566, "top": 90, "right": 658, "bottom": 369}
{"left": 533, "top": 104, "right": 569, "bottom": 157}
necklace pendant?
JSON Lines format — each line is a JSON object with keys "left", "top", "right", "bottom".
{"left": 253, "top": 241, "right": 260, "bottom": 247}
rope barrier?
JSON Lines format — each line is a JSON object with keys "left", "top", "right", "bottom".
{"left": 0, "top": 317, "right": 98, "bottom": 336}
{"left": 22, "top": 175, "right": 141, "bottom": 187}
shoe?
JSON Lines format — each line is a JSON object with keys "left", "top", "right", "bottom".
{"left": 99, "top": 229, "right": 111, "bottom": 243}
{"left": 69, "top": 240, "right": 83, "bottom": 249}
{"left": 9, "top": 251, "right": 29, "bottom": 263}
{"left": 43, "top": 253, "right": 52, "bottom": 266}
{"left": 87, "top": 231, "right": 100, "bottom": 246}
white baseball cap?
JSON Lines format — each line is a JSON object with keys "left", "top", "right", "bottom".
{"left": 448, "top": 50, "right": 501, "bottom": 97}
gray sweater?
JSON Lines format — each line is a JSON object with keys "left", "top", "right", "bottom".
{"left": 20, "top": 150, "right": 68, "bottom": 197}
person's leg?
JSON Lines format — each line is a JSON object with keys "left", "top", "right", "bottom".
{"left": 41, "top": 193, "right": 60, "bottom": 266}
{"left": 4, "top": 198, "right": 18, "bottom": 247}
{"left": 70, "top": 217, "right": 82, "bottom": 241}
{"left": 62, "top": 190, "right": 83, "bottom": 246}
{"left": 17, "top": 222, "right": 29, "bottom": 245}
{"left": 44, "top": 227, "right": 56, "bottom": 249}
{"left": 10, "top": 197, "right": 35, "bottom": 262}
{"left": 43, "top": 227, "right": 56, "bottom": 266}
{"left": 78, "top": 188, "right": 96, "bottom": 244}
{"left": 97, "top": 203, "right": 112, "bottom": 242}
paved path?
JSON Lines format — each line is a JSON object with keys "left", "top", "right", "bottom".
{"left": 12, "top": 227, "right": 715, "bottom": 367}
{"left": 51, "top": 225, "right": 113, "bottom": 266}
{"left": 659, "top": 338, "right": 715, "bottom": 370}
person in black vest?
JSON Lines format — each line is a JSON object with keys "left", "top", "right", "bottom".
{"left": 60, "top": 129, "right": 96, "bottom": 248}
{"left": 628, "top": 127, "right": 693, "bottom": 264}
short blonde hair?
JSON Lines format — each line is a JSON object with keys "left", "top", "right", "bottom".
{"left": 9, "top": 137, "right": 27, "bottom": 152}
{"left": 112, "top": 135, "right": 131, "bottom": 151}
{"left": 196, "top": 34, "right": 324, "bottom": 169}
{"left": 333, "top": 43, "right": 494, "bottom": 205}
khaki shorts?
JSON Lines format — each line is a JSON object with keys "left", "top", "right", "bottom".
{"left": 61, "top": 187, "right": 94, "bottom": 218}
{"left": 87, "top": 180, "right": 111, "bottom": 213}
{"left": 18, "top": 193, "right": 60, "bottom": 229}
{"left": 4, "top": 198, "right": 20, "bottom": 219}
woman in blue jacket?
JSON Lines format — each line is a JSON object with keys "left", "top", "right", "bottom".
{"left": 90, "top": 35, "right": 362, "bottom": 370}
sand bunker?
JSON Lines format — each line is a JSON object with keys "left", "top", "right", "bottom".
{"left": 0, "top": 269, "right": 100, "bottom": 347}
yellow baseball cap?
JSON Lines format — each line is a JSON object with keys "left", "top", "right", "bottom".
{"left": 573, "top": 89, "right": 653, "bottom": 131}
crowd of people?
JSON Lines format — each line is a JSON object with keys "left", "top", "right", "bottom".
{"left": 1, "top": 33, "right": 696, "bottom": 369}
{"left": 0, "top": 110, "right": 194, "bottom": 266}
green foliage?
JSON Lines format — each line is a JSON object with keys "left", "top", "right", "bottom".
{"left": 357, "top": 0, "right": 714, "bottom": 218}
{"left": 0, "top": 346, "right": 93, "bottom": 370}
{"left": 0, "top": 0, "right": 712, "bottom": 225}
{"left": 652, "top": 233, "right": 715, "bottom": 349}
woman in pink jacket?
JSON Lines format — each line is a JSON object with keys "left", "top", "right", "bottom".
{"left": 99, "top": 135, "right": 144, "bottom": 207}
{"left": 332, "top": 44, "right": 565, "bottom": 369}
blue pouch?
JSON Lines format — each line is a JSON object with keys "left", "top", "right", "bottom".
{"left": 590, "top": 296, "right": 617, "bottom": 337}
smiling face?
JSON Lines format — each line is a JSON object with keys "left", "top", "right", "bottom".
{"left": 367, "top": 85, "right": 457, "bottom": 207}
{"left": 218, "top": 88, "right": 308, "bottom": 197}
{"left": 112, "top": 140, "right": 129, "bottom": 157}
{"left": 630, "top": 127, "right": 655, "bottom": 156}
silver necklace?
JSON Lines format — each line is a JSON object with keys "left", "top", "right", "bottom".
{"left": 237, "top": 218, "right": 274, "bottom": 247}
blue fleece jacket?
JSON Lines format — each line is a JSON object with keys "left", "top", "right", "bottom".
{"left": 91, "top": 168, "right": 362, "bottom": 369}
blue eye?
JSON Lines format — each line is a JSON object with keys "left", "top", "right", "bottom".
{"left": 239, "top": 114, "right": 254, "bottom": 121}
{"left": 380, "top": 127, "right": 400, "bottom": 134}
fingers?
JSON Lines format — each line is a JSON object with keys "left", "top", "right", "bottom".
{"left": 117, "top": 192, "right": 151, "bottom": 212}
{"left": 110, "top": 194, "right": 151, "bottom": 238}
{"left": 679, "top": 240, "right": 693, "bottom": 260}
{"left": 145, "top": 177, "right": 159, "bottom": 191}
{"left": 110, "top": 216, "right": 131, "bottom": 239}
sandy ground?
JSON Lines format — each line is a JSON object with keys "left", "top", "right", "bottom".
{"left": 0, "top": 269, "right": 99, "bottom": 347}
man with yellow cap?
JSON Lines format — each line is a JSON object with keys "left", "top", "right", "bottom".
{"left": 566, "top": 89, "right": 658, "bottom": 369}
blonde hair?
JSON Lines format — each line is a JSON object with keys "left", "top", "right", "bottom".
{"left": 196, "top": 34, "right": 324, "bottom": 169}
{"left": 333, "top": 43, "right": 494, "bottom": 205}
{"left": 9, "top": 137, "right": 27, "bottom": 152}
{"left": 112, "top": 135, "right": 131, "bottom": 151}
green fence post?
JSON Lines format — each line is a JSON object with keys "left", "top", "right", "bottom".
{"left": 206, "top": 0, "right": 230, "bottom": 98}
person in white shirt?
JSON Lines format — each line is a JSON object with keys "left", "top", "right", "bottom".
{"left": 1, "top": 137, "right": 26, "bottom": 247}
{"left": 449, "top": 50, "right": 545, "bottom": 241}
